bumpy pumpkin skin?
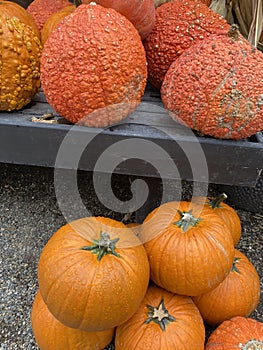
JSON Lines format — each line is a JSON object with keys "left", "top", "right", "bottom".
{"left": 161, "top": 26, "right": 263, "bottom": 139}
{"left": 31, "top": 291, "right": 114, "bottom": 350}
{"left": 153, "top": 0, "right": 211, "bottom": 8}
{"left": 0, "top": 15, "right": 42, "bottom": 111}
{"left": 193, "top": 249, "right": 261, "bottom": 326}
{"left": 38, "top": 216, "right": 150, "bottom": 332}
{"left": 27, "top": 0, "right": 71, "bottom": 31}
{"left": 205, "top": 316, "right": 263, "bottom": 350}
{"left": 144, "top": 0, "right": 229, "bottom": 88}
{"left": 40, "top": 3, "right": 147, "bottom": 127}
{"left": 192, "top": 194, "right": 242, "bottom": 246}
{"left": 0, "top": 0, "right": 40, "bottom": 38}
{"left": 115, "top": 284, "right": 205, "bottom": 350}
{"left": 140, "top": 201, "right": 235, "bottom": 296}
{"left": 83, "top": 0, "right": 156, "bottom": 40}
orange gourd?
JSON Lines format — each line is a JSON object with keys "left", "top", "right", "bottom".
{"left": 140, "top": 201, "right": 235, "bottom": 296}
{"left": 193, "top": 249, "right": 260, "bottom": 326}
{"left": 115, "top": 284, "right": 205, "bottom": 350}
{"left": 38, "top": 217, "right": 150, "bottom": 332}
{"left": 31, "top": 290, "right": 114, "bottom": 350}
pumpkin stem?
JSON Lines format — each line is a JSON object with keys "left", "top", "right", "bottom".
{"left": 74, "top": 0, "right": 82, "bottom": 7}
{"left": 81, "top": 232, "right": 121, "bottom": 261}
{"left": 227, "top": 24, "right": 240, "bottom": 41}
{"left": 231, "top": 257, "right": 241, "bottom": 273}
{"left": 242, "top": 340, "right": 263, "bottom": 350}
{"left": 173, "top": 209, "right": 202, "bottom": 232}
{"left": 145, "top": 299, "right": 176, "bottom": 331}
{"left": 207, "top": 193, "right": 228, "bottom": 209}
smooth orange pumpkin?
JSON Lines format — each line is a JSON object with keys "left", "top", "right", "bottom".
{"left": 192, "top": 193, "right": 242, "bottom": 246}
{"left": 140, "top": 201, "right": 235, "bottom": 296}
{"left": 38, "top": 217, "right": 150, "bottom": 332}
{"left": 31, "top": 290, "right": 114, "bottom": 350}
{"left": 115, "top": 284, "right": 205, "bottom": 349}
{"left": 205, "top": 316, "right": 263, "bottom": 349}
{"left": 193, "top": 249, "right": 260, "bottom": 326}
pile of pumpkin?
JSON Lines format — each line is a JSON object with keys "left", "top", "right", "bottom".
{"left": 1, "top": 0, "right": 263, "bottom": 139}
{"left": 31, "top": 193, "right": 263, "bottom": 349}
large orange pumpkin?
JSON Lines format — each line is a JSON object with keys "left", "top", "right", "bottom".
{"left": 140, "top": 201, "right": 235, "bottom": 296}
{"left": 38, "top": 217, "right": 150, "bottom": 332}
{"left": 40, "top": 3, "right": 147, "bottom": 127}
{"left": 31, "top": 290, "right": 114, "bottom": 350}
{"left": 192, "top": 193, "right": 242, "bottom": 246}
{"left": 115, "top": 284, "right": 205, "bottom": 349}
{"left": 205, "top": 316, "right": 263, "bottom": 350}
{"left": 193, "top": 249, "right": 261, "bottom": 326}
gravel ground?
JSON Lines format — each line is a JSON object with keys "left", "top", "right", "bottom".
{"left": 0, "top": 163, "right": 262, "bottom": 349}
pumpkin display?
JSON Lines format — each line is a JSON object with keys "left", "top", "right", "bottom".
{"left": 192, "top": 193, "right": 242, "bottom": 246}
{"left": 27, "top": 0, "right": 71, "bottom": 31}
{"left": 38, "top": 216, "right": 150, "bottom": 332}
{"left": 161, "top": 24, "right": 263, "bottom": 140}
{"left": 205, "top": 316, "right": 263, "bottom": 349}
{"left": 115, "top": 284, "right": 205, "bottom": 349}
{"left": 143, "top": 0, "right": 229, "bottom": 88}
{"left": 0, "top": 15, "right": 42, "bottom": 111}
{"left": 40, "top": 2, "right": 147, "bottom": 127}
{"left": 0, "top": 0, "right": 40, "bottom": 38}
{"left": 31, "top": 290, "right": 114, "bottom": 350}
{"left": 193, "top": 249, "right": 261, "bottom": 326}
{"left": 83, "top": 0, "right": 156, "bottom": 40}
{"left": 140, "top": 201, "right": 235, "bottom": 296}
{"left": 41, "top": 5, "right": 75, "bottom": 45}
{"left": 153, "top": 0, "right": 211, "bottom": 8}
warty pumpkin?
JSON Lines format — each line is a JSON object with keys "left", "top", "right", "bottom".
{"left": 161, "top": 24, "right": 263, "bottom": 139}
{"left": 40, "top": 2, "right": 147, "bottom": 127}
{"left": 143, "top": 0, "right": 229, "bottom": 88}
{"left": 115, "top": 284, "right": 205, "bottom": 350}
{"left": 153, "top": 0, "right": 211, "bottom": 8}
{"left": 140, "top": 201, "right": 235, "bottom": 296}
{"left": 193, "top": 249, "right": 261, "bottom": 326}
{"left": 0, "top": 0, "right": 40, "bottom": 38}
{"left": 0, "top": 15, "right": 42, "bottom": 111}
{"left": 31, "top": 290, "right": 115, "bottom": 350}
{"left": 205, "top": 316, "right": 263, "bottom": 350}
{"left": 38, "top": 216, "right": 150, "bottom": 332}
{"left": 192, "top": 193, "right": 242, "bottom": 246}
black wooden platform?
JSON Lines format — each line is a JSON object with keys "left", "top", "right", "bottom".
{"left": 0, "top": 84, "right": 262, "bottom": 187}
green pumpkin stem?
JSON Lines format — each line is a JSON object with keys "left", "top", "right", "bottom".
{"left": 145, "top": 299, "right": 176, "bottom": 331}
{"left": 207, "top": 193, "right": 228, "bottom": 209}
{"left": 231, "top": 257, "right": 241, "bottom": 273}
{"left": 173, "top": 209, "right": 202, "bottom": 232}
{"left": 81, "top": 232, "right": 120, "bottom": 261}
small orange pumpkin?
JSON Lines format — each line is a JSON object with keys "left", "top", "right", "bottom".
{"left": 205, "top": 316, "right": 263, "bottom": 350}
{"left": 31, "top": 290, "right": 114, "bottom": 350}
{"left": 115, "top": 284, "right": 205, "bottom": 349}
{"left": 140, "top": 201, "right": 235, "bottom": 296}
{"left": 38, "top": 217, "right": 150, "bottom": 332}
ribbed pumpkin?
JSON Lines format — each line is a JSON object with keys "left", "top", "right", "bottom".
{"left": 41, "top": 5, "right": 75, "bottom": 45}
{"left": 38, "top": 217, "right": 150, "bottom": 332}
{"left": 83, "top": 0, "right": 156, "bottom": 40}
{"left": 31, "top": 290, "right": 115, "bottom": 350}
{"left": 40, "top": 3, "right": 147, "bottom": 127}
{"left": 115, "top": 284, "right": 205, "bottom": 350}
{"left": 0, "top": 0, "right": 40, "bottom": 38}
{"left": 193, "top": 249, "right": 261, "bottom": 326}
{"left": 205, "top": 316, "right": 263, "bottom": 350}
{"left": 144, "top": 0, "right": 229, "bottom": 88}
{"left": 140, "top": 201, "right": 235, "bottom": 296}
{"left": 27, "top": 0, "right": 71, "bottom": 31}
{"left": 161, "top": 25, "right": 263, "bottom": 139}
{"left": 0, "top": 15, "right": 42, "bottom": 111}
{"left": 192, "top": 193, "right": 242, "bottom": 246}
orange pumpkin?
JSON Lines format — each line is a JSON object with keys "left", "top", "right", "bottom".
{"left": 31, "top": 290, "right": 114, "bottom": 350}
{"left": 205, "top": 316, "right": 263, "bottom": 349}
{"left": 193, "top": 249, "right": 261, "bottom": 326}
{"left": 38, "top": 217, "right": 150, "bottom": 332}
{"left": 140, "top": 201, "right": 235, "bottom": 296}
{"left": 192, "top": 193, "right": 242, "bottom": 246}
{"left": 115, "top": 284, "right": 205, "bottom": 349}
